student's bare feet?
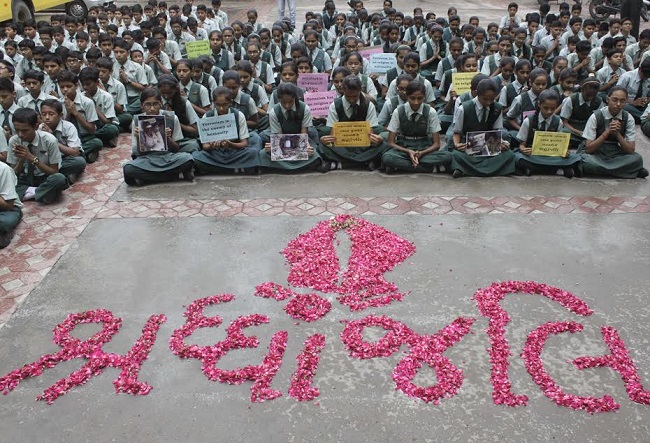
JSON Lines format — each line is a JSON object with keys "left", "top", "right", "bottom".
{"left": 638, "top": 168, "right": 649, "bottom": 179}
{"left": 452, "top": 169, "right": 463, "bottom": 178}
{"left": 87, "top": 152, "right": 99, "bottom": 163}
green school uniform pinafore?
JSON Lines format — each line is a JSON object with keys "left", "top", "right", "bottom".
{"left": 381, "top": 103, "right": 452, "bottom": 172}
{"left": 449, "top": 100, "right": 517, "bottom": 176}
{"left": 319, "top": 97, "right": 388, "bottom": 165}
{"left": 580, "top": 110, "right": 645, "bottom": 178}
{"left": 258, "top": 102, "right": 322, "bottom": 171}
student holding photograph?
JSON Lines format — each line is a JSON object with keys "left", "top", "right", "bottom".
{"left": 192, "top": 87, "right": 259, "bottom": 174}
{"left": 581, "top": 86, "right": 648, "bottom": 179}
{"left": 448, "top": 78, "right": 516, "bottom": 178}
{"left": 157, "top": 74, "right": 201, "bottom": 153}
{"left": 258, "top": 82, "right": 324, "bottom": 172}
{"left": 515, "top": 90, "right": 581, "bottom": 178}
{"left": 382, "top": 80, "right": 451, "bottom": 173}
{"left": 122, "top": 88, "right": 194, "bottom": 186}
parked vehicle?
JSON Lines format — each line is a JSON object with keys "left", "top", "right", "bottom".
{"left": 589, "top": 0, "right": 650, "bottom": 22}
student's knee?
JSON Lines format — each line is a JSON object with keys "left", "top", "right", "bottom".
{"left": 642, "top": 121, "right": 650, "bottom": 138}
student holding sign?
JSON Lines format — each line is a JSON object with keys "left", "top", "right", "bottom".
{"left": 505, "top": 68, "right": 548, "bottom": 144}
{"left": 258, "top": 82, "right": 324, "bottom": 172}
{"left": 122, "top": 89, "right": 194, "bottom": 186}
{"left": 319, "top": 75, "right": 386, "bottom": 170}
{"left": 192, "top": 87, "right": 258, "bottom": 174}
{"left": 382, "top": 80, "right": 451, "bottom": 173}
{"left": 581, "top": 86, "right": 648, "bottom": 179}
{"left": 515, "top": 90, "right": 581, "bottom": 178}
{"left": 448, "top": 78, "right": 516, "bottom": 178}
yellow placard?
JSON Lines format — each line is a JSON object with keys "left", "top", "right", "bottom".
{"left": 185, "top": 40, "right": 211, "bottom": 59}
{"left": 531, "top": 131, "right": 570, "bottom": 157}
{"left": 332, "top": 121, "right": 371, "bottom": 147}
{"left": 451, "top": 72, "right": 478, "bottom": 95}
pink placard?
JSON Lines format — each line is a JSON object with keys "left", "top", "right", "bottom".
{"left": 304, "top": 90, "right": 338, "bottom": 117}
{"left": 297, "top": 73, "right": 330, "bottom": 93}
{"left": 359, "top": 46, "right": 384, "bottom": 59}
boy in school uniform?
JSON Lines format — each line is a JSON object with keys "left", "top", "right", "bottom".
{"left": 97, "top": 57, "right": 132, "bottom": 132}
{"left": 5, "top": 108, "right": 69, "bottom": 205}
{"left": 79, "top": 67, "right": 121, "bottom": 148}
{"left": 616, "top": 58, "right": 650, "bottom": 123}
{"left": 16, "top": 70, "right": 49, "bottom": 112}
{"left": 16, "top": 39, "right": 40, "bottom": 81}
{"left": 0, "top": 159, "right": 21, "bottom": 248}
{"left": 0, "top": 78, "right": 18, "bottom": 140}
{"left": 42, "top": 53, "right": 65, "bottom": 97}
{"left": 58, "top": 70, "right": 103, "bottom": 163}
{"left": 111, "top": 40, "right": 148, "bottom": 115}
{"left": 39, "top": 98, "right": 86, "bottom": 184}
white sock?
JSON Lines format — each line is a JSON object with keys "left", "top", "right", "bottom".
{"left": 23, "top": 186, "right": 37, "bottom": 200}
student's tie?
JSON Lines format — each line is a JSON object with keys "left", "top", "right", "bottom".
{"left": 481, "top": 108, "right": 488, "bottom": 124}
{"left": 28, "top": 60, "right": 34, "bottom": 70}
{"left": 2, "top": 110, "right": 10, "bottom": 131}
{"left": 539, "top": 120, "right": 546, "bottom": 131}
{"left": 411, "top": 112, "right": 418, "bottom": 123}
{"left": 351, "top": 103, "right": 359, "bottom": 120}
{"left": 636, "top": 79, "right": 645, "bottom": 99}
{"left": 287, "top": 109, "right": 296, "bottom": 120}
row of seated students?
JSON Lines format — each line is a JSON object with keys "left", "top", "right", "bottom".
{"left": 1, "top": 0, "right": 650, "bottom": 250}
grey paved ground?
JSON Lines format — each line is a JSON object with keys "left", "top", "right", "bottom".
{"left": 0, "top": 216, "right": 649, "bottom": 442}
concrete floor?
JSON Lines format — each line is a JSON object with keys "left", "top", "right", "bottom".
{"left": 0, "top": 216, "right": 648, "bottom": 442}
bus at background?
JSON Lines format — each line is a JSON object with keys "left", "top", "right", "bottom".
{"left": 1, "top": 0, "right": 111, "bottom": 23}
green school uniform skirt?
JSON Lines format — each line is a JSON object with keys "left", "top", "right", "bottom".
{"left": 382, "top": 137, "right": 452, "bottom": 172}
{"left": 450, "top": 149, "right": 517, "bottom": 177}
{"left": 579, "top": 141, "right": 645, "bottom": 179}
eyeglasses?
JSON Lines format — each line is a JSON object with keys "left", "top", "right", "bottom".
{"left": 142, "top": 102, "right": 162, "bottom": 108}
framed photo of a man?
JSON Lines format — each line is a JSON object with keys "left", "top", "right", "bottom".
{"left": 137, "top": 116, "right": 167, "bottom": 153}
{"left": 270, "top": 134, "right": 309, "bottom": 161}
{"left": 466, "top": 130, "right": 502, "bottom": 156}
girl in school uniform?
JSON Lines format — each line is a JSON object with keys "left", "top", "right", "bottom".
{"left": 549, "top": 68, "right": 578, "bottom": 113}
{"left": 341, "top": 51, "right": 378, "bottom": 103}
{"left": 515, "top": 89, "right": 581, "bottom": 178}
{"left": 448, "top": 78, "right": 517, "bottom": 178}
{"left": 268, "top": 61, "right": 305, "bottom": 108}
{"left": 505, "top": 68, "right": 549, "bottom": 144}
{"left": 382, "top": 80, "right": 452, "bottom": 173}
{"left": 318, "top": 75, "right": 387, "bottom": 170}
{"left": 258, "top": 82, "right": 325, "bottom": 172}
{"left": 157, "top": 74, "right": 201, "bottom": 153}
{"left": 122, "top": 88, "right": 195, "bottom": 186}
{"left": 191, "top": 86, "right": 259, "bottom": 174}
{"left": 581, "top": 86, "right": 648, "bottom": 179}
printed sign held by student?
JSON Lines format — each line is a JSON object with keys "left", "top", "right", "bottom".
{"left": 332, "top": 121, "right": 372, "bottom": 147}
{"left": 198, "top": 113, "right": 238, "bottom": 144}
{"left": 270, "top": 134, "right": 309, "bottom": 161}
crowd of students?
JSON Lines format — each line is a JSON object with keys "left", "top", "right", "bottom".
{"left": 0, "top": 0, "right": 649, "bottom": 249}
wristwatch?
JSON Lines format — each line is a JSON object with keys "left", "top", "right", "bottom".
{"left": 31, "top": 157, "right": 40, "bottom": 166}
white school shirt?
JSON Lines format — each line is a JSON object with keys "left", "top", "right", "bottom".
{"left": 180, "top": 80, "right": 211, "bottom": 107}
{"left": 0, "top": 161, "right": 21, "bottom": 209}
{"left": 582, "top": 107, "right": 635, "bottom": 142}
{"left": 326, "top": 97, "right": 378, "bottom": 127}
{"left": 268, "top": 104, "right": 313, "bottom": 134}
{"left": 386, "top": 75, "right": 435, "bottom": 104}
{"left": 516, "top": 114, "right": 564, "bottom": 144}
{"left": 387, "top": 103, "right": 441, "bottom": 137}
{"left": 617, "top": 69, "right": 650, "bottom": 100}
{"left": 453, "top": 97, "right": 503, "bottom": 134}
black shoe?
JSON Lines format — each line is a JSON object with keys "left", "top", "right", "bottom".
{"left": 563, "top": 167, "right": 574, "bottom": 179}
{"left": 452, "top": 169, "right": 463, "bottom": 178}
{"left": 384, "top": 166, "right": 395, "bottom": 174}
{"left": 39, "top": 191, "right": 61, "bottom": 205}
{"left": 66, "top": 173, "right": 78, "bottom": 185}
{"left": 638, "top": 168, "right": 649, "bottom": 178}
{"left": 0, "top": 230, "right": 13, "bottom": 249}
{"left": 182, "top": 167, "right": 194, "bottom": 181}
{"left": 316, "top": 159, "right": 331, "bottom": 173}
{"left": 107, "top": 138, "right": 118, "bottom": 148}
{"left": 124, "top": 175, "right": 138, "bottom": 186}
{"left": 366, "top": 160, "right": 377, "bottom": 171}
{"left": 86, "top": 151, "right": 99, "bottom": 163}
{"left": 243, "top": 167, "right": 259, "bottom": 175}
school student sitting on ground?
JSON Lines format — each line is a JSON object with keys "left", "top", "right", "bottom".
{"left": 5, "top": 107, "right": 69, "bottom": 204}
